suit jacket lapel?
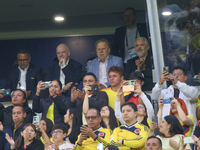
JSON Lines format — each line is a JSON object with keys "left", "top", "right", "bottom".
{"left": 55, "top": 63, "right": 60, "bottom": 80}
{"left": 26, "top": 64, "right": 32, "bottom": 88}
{"left": 106, "top": 55, "right": 112, "bottom": 81}
{"left": 95, "top": 59, "right": 99, "bottom": 80}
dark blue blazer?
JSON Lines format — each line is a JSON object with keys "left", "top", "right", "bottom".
{"left": 0, "top": 122, "right": 25, "bottom": 150}
{"left": 111, "top": 24, "right": 149, "bottom": 60}
{"left": 5, "top": 64, "right": 42, "bottom": 100}
{"left": 45, "top": 58, "right": 82, "bottom": 97}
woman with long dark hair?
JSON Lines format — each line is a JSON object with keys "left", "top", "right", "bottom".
{"left": 100, "top": 106, "right": 118, "bottom": 131}
{"left": 6, "top": 123, "right": 44, "bottom": 150}
{"left": 64, "top": 108, "right": 82, "bottom": 144}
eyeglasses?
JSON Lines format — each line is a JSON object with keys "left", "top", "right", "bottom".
{"left": 171, "top": 73, "right": 182, "bottom": 76}
{"left": 85, "top": 116, "right": 98, "bottom": 120}
{"left": 137, "top": 105, "right": 144, "bottom": 109}
{"left": 11, "top": 94, "right": 22, "bottom": 98}
{"left": 51, "top": 131, "right": 63, "bottom": 135}
{"left": 18, "top": 58, "right": 29, "bottom": 62}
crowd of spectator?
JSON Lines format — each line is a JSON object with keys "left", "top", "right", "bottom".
{"left": 0, "top": 5, "right": 200, "bottom": 150}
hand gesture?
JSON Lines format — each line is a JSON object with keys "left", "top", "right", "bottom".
{"left": 149, "top": 122, "right": 157, "bottom": 132}
{"left": 78, "top": 133, "right": 88, "bottom": 145}
{"left": 36, "top": 81, "right": 45, "bottom": 96}
{"left": 84, "top": 85, "right": 92, "bottom": 95}
{"left": 169, "top": 73, "right": 178, "bottom": 85}
{"left": 80, "top": 126, "right": 94, "bottom": 137}
{"left": 63, "top": 82, "right": 73, "bottom": 92}
{"left": 171, "top": 97, "right": 180, "bottom": 107}
{"left": 158, "top": 97, "right": 164, "bottom": 109}
{"left": 59, "top": 59, "right": 66, "bottom": 67}
{"left": 134, "top": 83, "right": 143, "bottom": 95}
{"left": 0, "top": 121, "right": 3, "bottom": 131}
{"left": 5, "top": 133, "right": 15, "bottom": 147}
{"left": 76, "top": 88, "right": 85, "bottom": 100}
{"left": 71, "top": 86, "right": 78, "bottom": 102}
{"left": 159, "top": 71, "right": 169, "bottom": 85}
{"left": 135, "top": 59, "right": 146, "bottom": 71}
{"left": 117, "top": 84, "right": 124, "bottom": 96}
{"left": 49, "top": 87, "right": 57, "bottom": 98}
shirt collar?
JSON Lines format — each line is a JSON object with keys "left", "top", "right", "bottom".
{"left": 59, "top": 58, "right": 70, "bottom": 68}
{"left": 98, "top": 55, "right": 109, "bottom": 63}
{"left": 18, "top": 64, "right": 29, "bottom": 71}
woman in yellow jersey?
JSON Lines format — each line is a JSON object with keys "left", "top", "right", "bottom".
{"left": 64, "top": 108, "right": 82, "bottom": 144}
{"left": 100, "top": 106, "right": 118, "bottom": 132}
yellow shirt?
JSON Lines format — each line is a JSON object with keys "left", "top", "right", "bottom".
{"left": 110, "top": 122, "right": 149, "bottom": 150}
{"left": 46, "top": 103, "right": 54, "bottom": 124}
{"left": 196, "top": 96, "right": 200, "bottom": 108}
{"left": 179, "top": 115, "right": 194, "bottom": 137}
{"left": 101, "top": 87, "right": 130, "bottom": 110}
{"left": 74, "top": 127, "right": 110, "bottom": 150}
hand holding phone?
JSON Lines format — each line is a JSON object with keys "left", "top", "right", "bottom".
{"left": 162, "top": 97, "right": 173, "bottom": 104}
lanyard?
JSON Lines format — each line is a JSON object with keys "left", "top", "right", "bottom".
{"left": 125, "top": 28, "right": 138, "bottom": 49}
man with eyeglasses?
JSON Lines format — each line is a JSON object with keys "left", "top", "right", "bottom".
{"left": 45, "top": 43, "right": 82, "bottom": 97}
{"left": 74, "top": 108, "right": 110, "bottom": 150}
{"left": 112, "top": 7, "right": 148, "bottom": 64}
{"left": 0, "top": 105, "right": 27, "bottom": 150}
{"left": 152, "top": 66, "right": 198, "bottom": 128}
{"left": 4, "top": 49, "right": 42, "bottom": 101}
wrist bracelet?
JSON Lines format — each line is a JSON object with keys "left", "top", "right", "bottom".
{"left": 10, "top": 145, "right": 15, "bottom": 149}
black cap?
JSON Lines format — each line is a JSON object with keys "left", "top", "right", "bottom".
{"left": 129, "top": 71, "right": 145, "bottom": 81}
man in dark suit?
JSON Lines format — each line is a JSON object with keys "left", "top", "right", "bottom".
{"left": 45, "top": 43, "right": 82, "bottom": 97}
{"left": 125, "top": 37, "right": 154, "bottom": 91}
{"left": 4, "top": 49, "right": 42, "bottom": 101}
{"left": 112, "top": 7, "right": 149, "bottom": 64}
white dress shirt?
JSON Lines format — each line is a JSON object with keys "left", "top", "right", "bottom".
{"left": 98, "top": 56, "right": 109, "bottom": 87}
{"left": 16, "top": 65, "right": 29, "bottom": 91}
{"left": 59, "top": 58, "right": 69, "bottom": 88}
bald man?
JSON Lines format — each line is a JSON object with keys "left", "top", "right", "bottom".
{"left": 45, "top": 43, "right": 82, "bottom": 97}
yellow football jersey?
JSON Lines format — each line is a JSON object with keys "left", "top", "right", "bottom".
{"left": 74, "top": 127, "right": 111, "bottom": 150}
{"left": 110, "top": 122, "right": 149, "bottom": 150}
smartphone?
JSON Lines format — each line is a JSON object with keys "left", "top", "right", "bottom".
{"left": 128, "top": 80, "right": 135, "bottom": 85}
{"left": 40, "top": 81, "right": 52, "bottom": 88}
{"left": 33, "top": 116, "right": 40, "bottom": 125}
{"left": 88, "top": 85, "right": 98, "bottom": 91}
{"left": 184, "top": 136, "right": 194, "bottom": 144}
{"left": 163, "top": 66, "right": 169, "bottom": 72}
{"left": 123, "top": 85, "right": 134, "bottom": 92}
{"left": 162, "top": 97, "right": 173, "bottom": 104}
{"left": 152, "top": 116, "right": 158, "bottom": 124}
{"left": 97, "top": 143, "right": 103, "bottom": 150}
{"left": 0, "top": 89, "right": 11, "bottom": 96}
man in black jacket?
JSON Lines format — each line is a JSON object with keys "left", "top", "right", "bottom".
{"left": 45, "top": 43, "right": 82, "bottom": 97}
{"left": 112, "top": 7, "right": 149, "bottom": 64}
{"left": 73, "top": 72, "right": 108, "bottom": 111}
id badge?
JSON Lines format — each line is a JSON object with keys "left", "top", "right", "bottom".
{"left": 128, "top": 47, "right": 137, "bottom": 58}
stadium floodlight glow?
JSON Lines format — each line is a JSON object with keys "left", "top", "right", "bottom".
{"left": 162, "top": 11, "right": 171, "bottom": 16}
{"left": 54, "top": 16, "right": 65, "bottom": 21}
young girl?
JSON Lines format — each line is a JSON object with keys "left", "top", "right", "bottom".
{"left": 6, "top": 123, "right": 44, "bottom": 150}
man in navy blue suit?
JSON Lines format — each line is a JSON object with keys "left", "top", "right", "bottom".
{"left": 45, "top": 43, "right": 82, "bottom": 97}
{"left": 87, "top": 39, "right": 123, "bottom": 89}
{"left": 4, "top": 49, "right": 42, "bottom": 101}
{"left": 112, "top": 7, "right": 149, "bottom": 64}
